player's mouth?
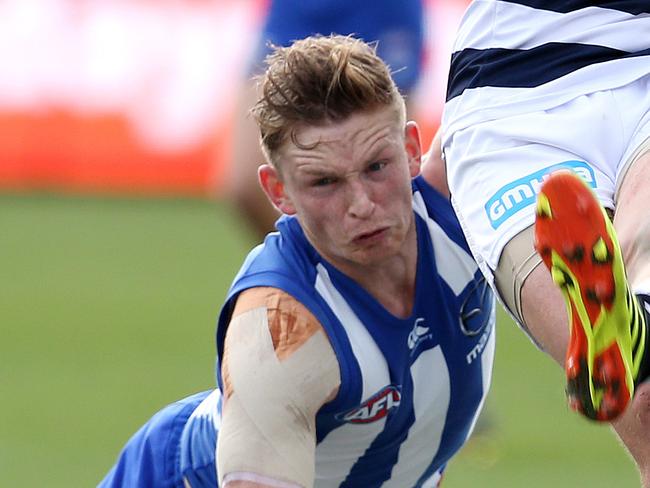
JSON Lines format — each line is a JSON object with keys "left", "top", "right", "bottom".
{"left": 352, "top": 227, "right": 389, "bottom": 245}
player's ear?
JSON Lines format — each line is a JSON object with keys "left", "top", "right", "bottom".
{"left": 258, "top": 164, "right": 296, "bottom": 215}
{"left": 404, "top": 121, "right": 422, "bottom": 178}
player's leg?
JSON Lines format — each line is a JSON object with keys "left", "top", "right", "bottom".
{"left": 494, "top": 225, "right": 568, "bottom": 361}
{"left": 612, "top": 380, "right": 650, "bottom": 487}
{"left": 444, "top": 84, "right": 650, "bottom": 480}
{"left": 613, "top": 144, "right": 650, "bottom": 296}
{"left": 514, "top": 232, "right": 650, "bottom": 486}
{"left": 531, "top": 75, "right": 650, "bottom": 421}
{"left": 519, "top": 159, "right": 650, "bottom": 484}
{"left": 611, "top": 146, "right": 650, "bottom": 483}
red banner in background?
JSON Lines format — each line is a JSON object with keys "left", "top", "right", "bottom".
{"left": 0, "top": 0, "right": 466, "bottom": 197}
{"left": 0, "top": 110, "right": 230, "bottom": 195}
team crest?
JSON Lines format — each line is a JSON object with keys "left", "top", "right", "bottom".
{"left": 337, "top": 385, "right": 401, "bottom": 424}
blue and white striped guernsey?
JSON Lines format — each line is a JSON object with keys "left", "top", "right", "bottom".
{"left": 211, "top": 175, "right": 496, "bottom": 487}
{"left": 443, "top": 1, "right": 650, "bottom": 138}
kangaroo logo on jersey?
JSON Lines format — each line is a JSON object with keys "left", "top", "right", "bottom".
{"left": 485, "top": 161, "right": 596, "bottom": 229}
{"left": 408, "top": 317, "right": 432, "bottom": 352}
{"left": 337, "top": 385, "right": 401, "bottom": 424}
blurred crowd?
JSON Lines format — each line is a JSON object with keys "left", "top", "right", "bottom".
{"left": 0, "top": 0, "right": 465, "bottom": 195}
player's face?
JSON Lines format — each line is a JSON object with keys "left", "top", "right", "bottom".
{"left": 260, "top": 105, "right": 422, "bottom": 272}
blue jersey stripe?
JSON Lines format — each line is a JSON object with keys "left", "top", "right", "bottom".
{"left": 500, "top": 0, "right": 650, "bottom": 15}
{"left": 447, "top": 44, "right": 650, "bottom": 101}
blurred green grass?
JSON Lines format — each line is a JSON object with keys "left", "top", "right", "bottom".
{"left": 0, "top": 194, "right": 639, "bottom": 487}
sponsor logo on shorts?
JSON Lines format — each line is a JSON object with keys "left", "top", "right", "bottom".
{"left": 485, "top": 161, "right": 596, "bottom": 229}
{"left": 336, "top": 385, "right": 401, "bottom": 424}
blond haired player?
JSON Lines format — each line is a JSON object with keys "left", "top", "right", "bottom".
{"left": 100, "top": 35, "right": 495, "bottom": 488}
{"left": 226, "top": 0, "right": 425, "bottom": 238}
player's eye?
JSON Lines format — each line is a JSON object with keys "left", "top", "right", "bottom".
{"left": 367, "top": 161, "right": 387, "bottom": 172}
{"left": 312, "top": 176, "right": 335, "bottom": 187}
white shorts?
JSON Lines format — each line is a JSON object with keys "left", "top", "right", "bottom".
{"left": 442, "top": 74, "right": 650, "bottom": 285}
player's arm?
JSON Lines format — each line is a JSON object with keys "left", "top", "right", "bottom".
{"left": 419, "top": 127, "right": 450, "bottom": 198}
{"left": 217, "top": 287, "right": 341, "bottom": 488}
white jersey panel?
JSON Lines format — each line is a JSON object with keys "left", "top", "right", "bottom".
{"left": 384, "top": 346, "right": 449, "bottom": 487}
{"left": 412, "top": 191, "right": 478, "bottom": 294}
{"left": 454, "top": 2, "right": 645, "bottom": 53}
{"left": 314, "top": 264, "right": 391, "bottom": 486}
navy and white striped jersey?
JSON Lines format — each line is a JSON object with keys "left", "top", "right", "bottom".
{"left": 212, "top": 175, "right": 496, "bottom": 487}
{"left": 443, "top": 1, "right": 650, "bottom": 137}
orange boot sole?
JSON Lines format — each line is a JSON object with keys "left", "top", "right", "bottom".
{"left": 534, "top": 171, "right": 635, "bottom": 421}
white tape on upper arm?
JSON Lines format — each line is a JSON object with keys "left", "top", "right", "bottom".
{"left": 217, "top": 306, "right": 340, "bottom": 488}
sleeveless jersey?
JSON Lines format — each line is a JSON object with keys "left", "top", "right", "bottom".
{"left": 183, "top": 176, "right": 496, "bottom": 487}
{"left": 442, "top": 1, "right": 650, "bottom": 139}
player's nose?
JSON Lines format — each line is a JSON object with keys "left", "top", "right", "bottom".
{"left": 346, "top": 179, "right": 375, "bottom": 219}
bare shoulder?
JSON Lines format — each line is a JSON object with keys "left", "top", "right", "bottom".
{"left": 419, "top": 129, "right": 450, "bottom": 198}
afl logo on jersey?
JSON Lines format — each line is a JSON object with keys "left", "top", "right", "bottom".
{"left": 337, "top": 385, "right": 402, "bottom": 424}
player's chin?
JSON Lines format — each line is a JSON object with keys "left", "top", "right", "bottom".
{"left": 349, "top": 241, "right": 401, "bottom": 265}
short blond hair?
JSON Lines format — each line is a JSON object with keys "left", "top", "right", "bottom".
{"left": 252, "top": 35, "right": 405, "bottom": 165}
